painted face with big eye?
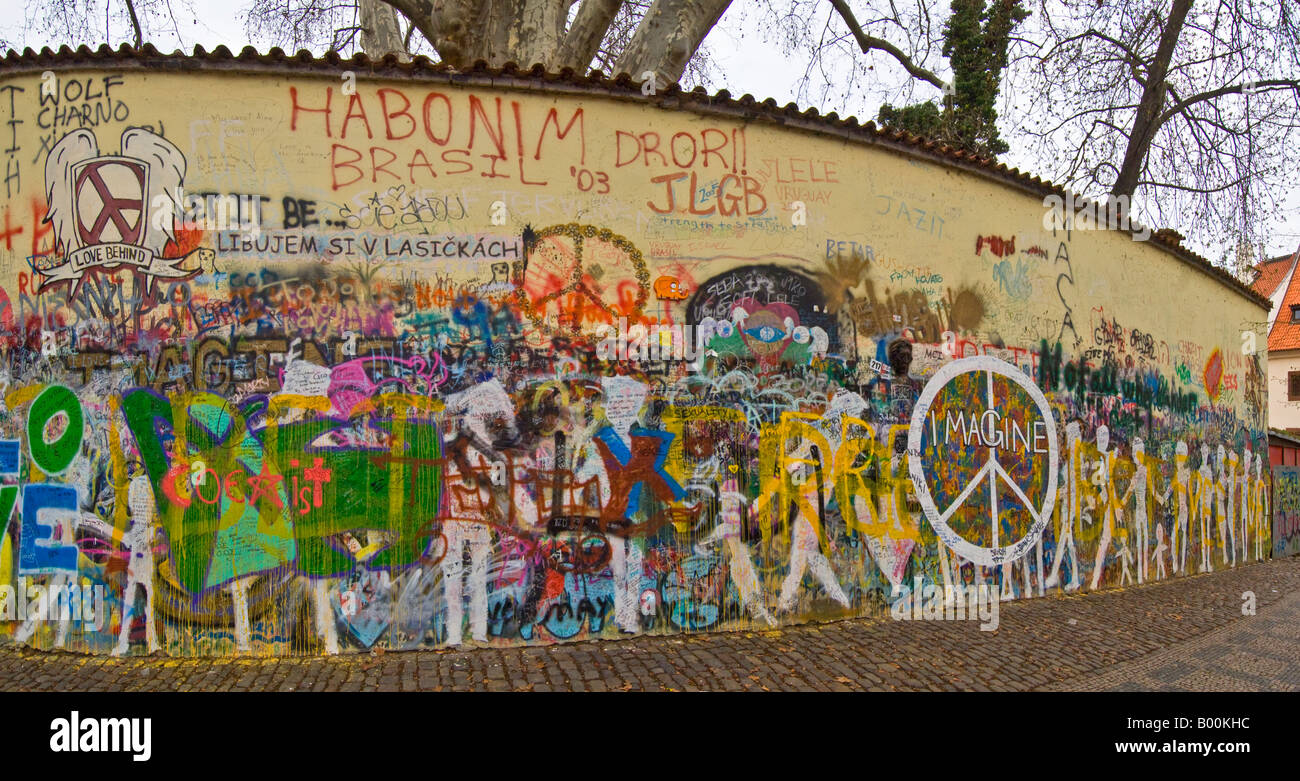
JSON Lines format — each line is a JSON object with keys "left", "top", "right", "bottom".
{"left": 740, "top": 309, "right": 789, "bottom": 360}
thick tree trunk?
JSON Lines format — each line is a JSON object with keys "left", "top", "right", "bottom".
{"left": 360, "top": 0, "right": 409, "bottom": 59}
{"left": 554, "top": 0, "right": 623, "bottom": 70}
{"left": 614, "top": 0, "right": 731, "bottom": 85}
{"left": 482, "top": 0, "right": 571, "bottom": 68}
{"left": 383, "top": 0, "right": 484, "bottom": 67}
{"left": 1110, "top": 0, "right": 1194, "bottom": 201}
{"left": 381, "top": 0, "right": 726, "bottom": 84}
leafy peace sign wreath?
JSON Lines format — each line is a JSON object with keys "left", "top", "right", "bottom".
{"left": 512, "top": 223, "right": 650, "bottom": 338}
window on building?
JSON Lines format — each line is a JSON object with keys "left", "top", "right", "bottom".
{"left": 1291, "top": 304, "right": 1300, "bottom": 322}
{"left": 1290, "top": 371, "right": 1300, "bottom": 400}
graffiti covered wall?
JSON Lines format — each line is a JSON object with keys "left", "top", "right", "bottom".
{"left": 1273, "top": 466, "right": 1300, "bottom": 558}
{"left": 0, "top": 54, "right": 1273, "bottom": 656}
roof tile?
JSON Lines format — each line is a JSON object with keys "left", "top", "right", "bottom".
{"left": 1268, "top": 250, "right": 1300, "bottom": 351}
{"left": 1251, "top": 254, "right": 1294, "bottom": 299}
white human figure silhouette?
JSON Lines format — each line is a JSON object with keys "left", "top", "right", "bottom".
{"left": 431, "top": 381, "right": 497, "bottom": 645}
{"left": 1170, "top": 441, "right": 1191, "bottom": 574}
{"left": 584, "top": 378, "right": 651, "bottom": 635}
{"left": 561, "top": 399, "right": 637, "bottom": 632}
{"left": 1090, "top": 425, "right": 1119, "bottom": 590}
{"left": 439, "top": 381, "right": 526, "bottom": 647}
{"left": 1240, "top": 447, "right": 1253, "bottom": 561}
{"left": 440, "top": 496, "right": 492, "bottom": 645}
{"left": 829, "top": 393, "right": 918, "bottom": 597}
{"left": 113, "top": 475, "right": 161, "bottom": 656}
{"left": 695, "top": 466, "right": 776, "bottom": 627}
{"left": 608, "top": 517, "right": 645, "bottom": 632}
{"left": 1045, "top": 422, "right": 1082, "bottom": 591}
{"left": 1117, "top": 528, "right": 1134, "bottom": 585}
{"left": 1196, "top": 443, "right": 1214, "bottom": 573}
{"left": 762, "top": 436, "right": 850, "bottom": 612}
{"left": 311, "top": 579, "right": 340, "bottom": 654}
{"left": 1215, "top": 446, "right": 1232, "bottom": 567}
{"left": 1212, "top": 445, "right": 1226, "bottom": 565}
{"left": 1153, "top": 522, "right": 1168, "bottom": 579}
{"left": 1225, "top": 451, "right": 1238, "bottom": 567}
{"left": 1033, "top": 524, "right": 1046, "bottom": 597}
{"left": 849, "top": 471, "right": 919, "bottom": 595}
{"left": 1119, "top": 438, "right": 1163, "bottom": 585}
{"left": 228, "top": 576, "right": 253, "bottom": 652}
{"left": 1255, "top": 454, "right": 1267, "bottom": 561}
{"left": 878, "top": 432, "right": 919, "bottom": 584}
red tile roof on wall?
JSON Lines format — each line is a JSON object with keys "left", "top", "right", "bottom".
{"left": 0, "top": 43, "right": 1274, "bottom": 311}
{"left": 1266, "top": 249, "right": 1300, "bottom": 351}
{"left": 1251, "top": 254, "right": 1296, "bottom": 299}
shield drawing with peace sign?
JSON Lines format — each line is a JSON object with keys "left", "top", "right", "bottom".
{"left": 907, "top": 356, "right": 1059, "bottom": 567}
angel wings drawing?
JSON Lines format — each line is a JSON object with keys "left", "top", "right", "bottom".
{"left": 40, "top": 127, "right": 203, "bottom": 296}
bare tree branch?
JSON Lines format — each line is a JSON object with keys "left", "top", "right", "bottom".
{"left": 1156, "top": 79, "right": 1300, "bottom": 129}
{"left": 827, "top": 0, "right": 945, "bottom": 90}
{"left": 123, "top": 0, "right": 144, "bottom": 47}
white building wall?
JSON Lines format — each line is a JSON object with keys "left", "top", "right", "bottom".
{"left": 1268, "top": 350, "right": 1300, "bottom": 430}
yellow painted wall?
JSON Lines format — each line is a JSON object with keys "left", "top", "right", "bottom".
{"left": 0, "top": 62, "right": 1272, "bottom": 656}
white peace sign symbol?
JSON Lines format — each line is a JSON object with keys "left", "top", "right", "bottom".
{"left": 906, "top": 355, "right": 1059, "bottom": 567}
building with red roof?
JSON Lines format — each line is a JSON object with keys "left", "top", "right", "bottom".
{"left": 1250, "top": 246, "right": 1300, "bottom": 434}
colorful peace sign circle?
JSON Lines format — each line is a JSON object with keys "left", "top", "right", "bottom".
{"left": 906, "top": 356, "right": 1059, "bottom": 567}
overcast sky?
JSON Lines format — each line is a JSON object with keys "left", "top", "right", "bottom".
{"left": 3, "top": 0, "right": 1296, "bottom": 263}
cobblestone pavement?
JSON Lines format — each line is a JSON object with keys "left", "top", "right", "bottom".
{"left": 1043, "top": 582, "right": 1300, "bottom": 692}
{"left": 2, "top": 557, "right": 1296, "bottom": 692}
